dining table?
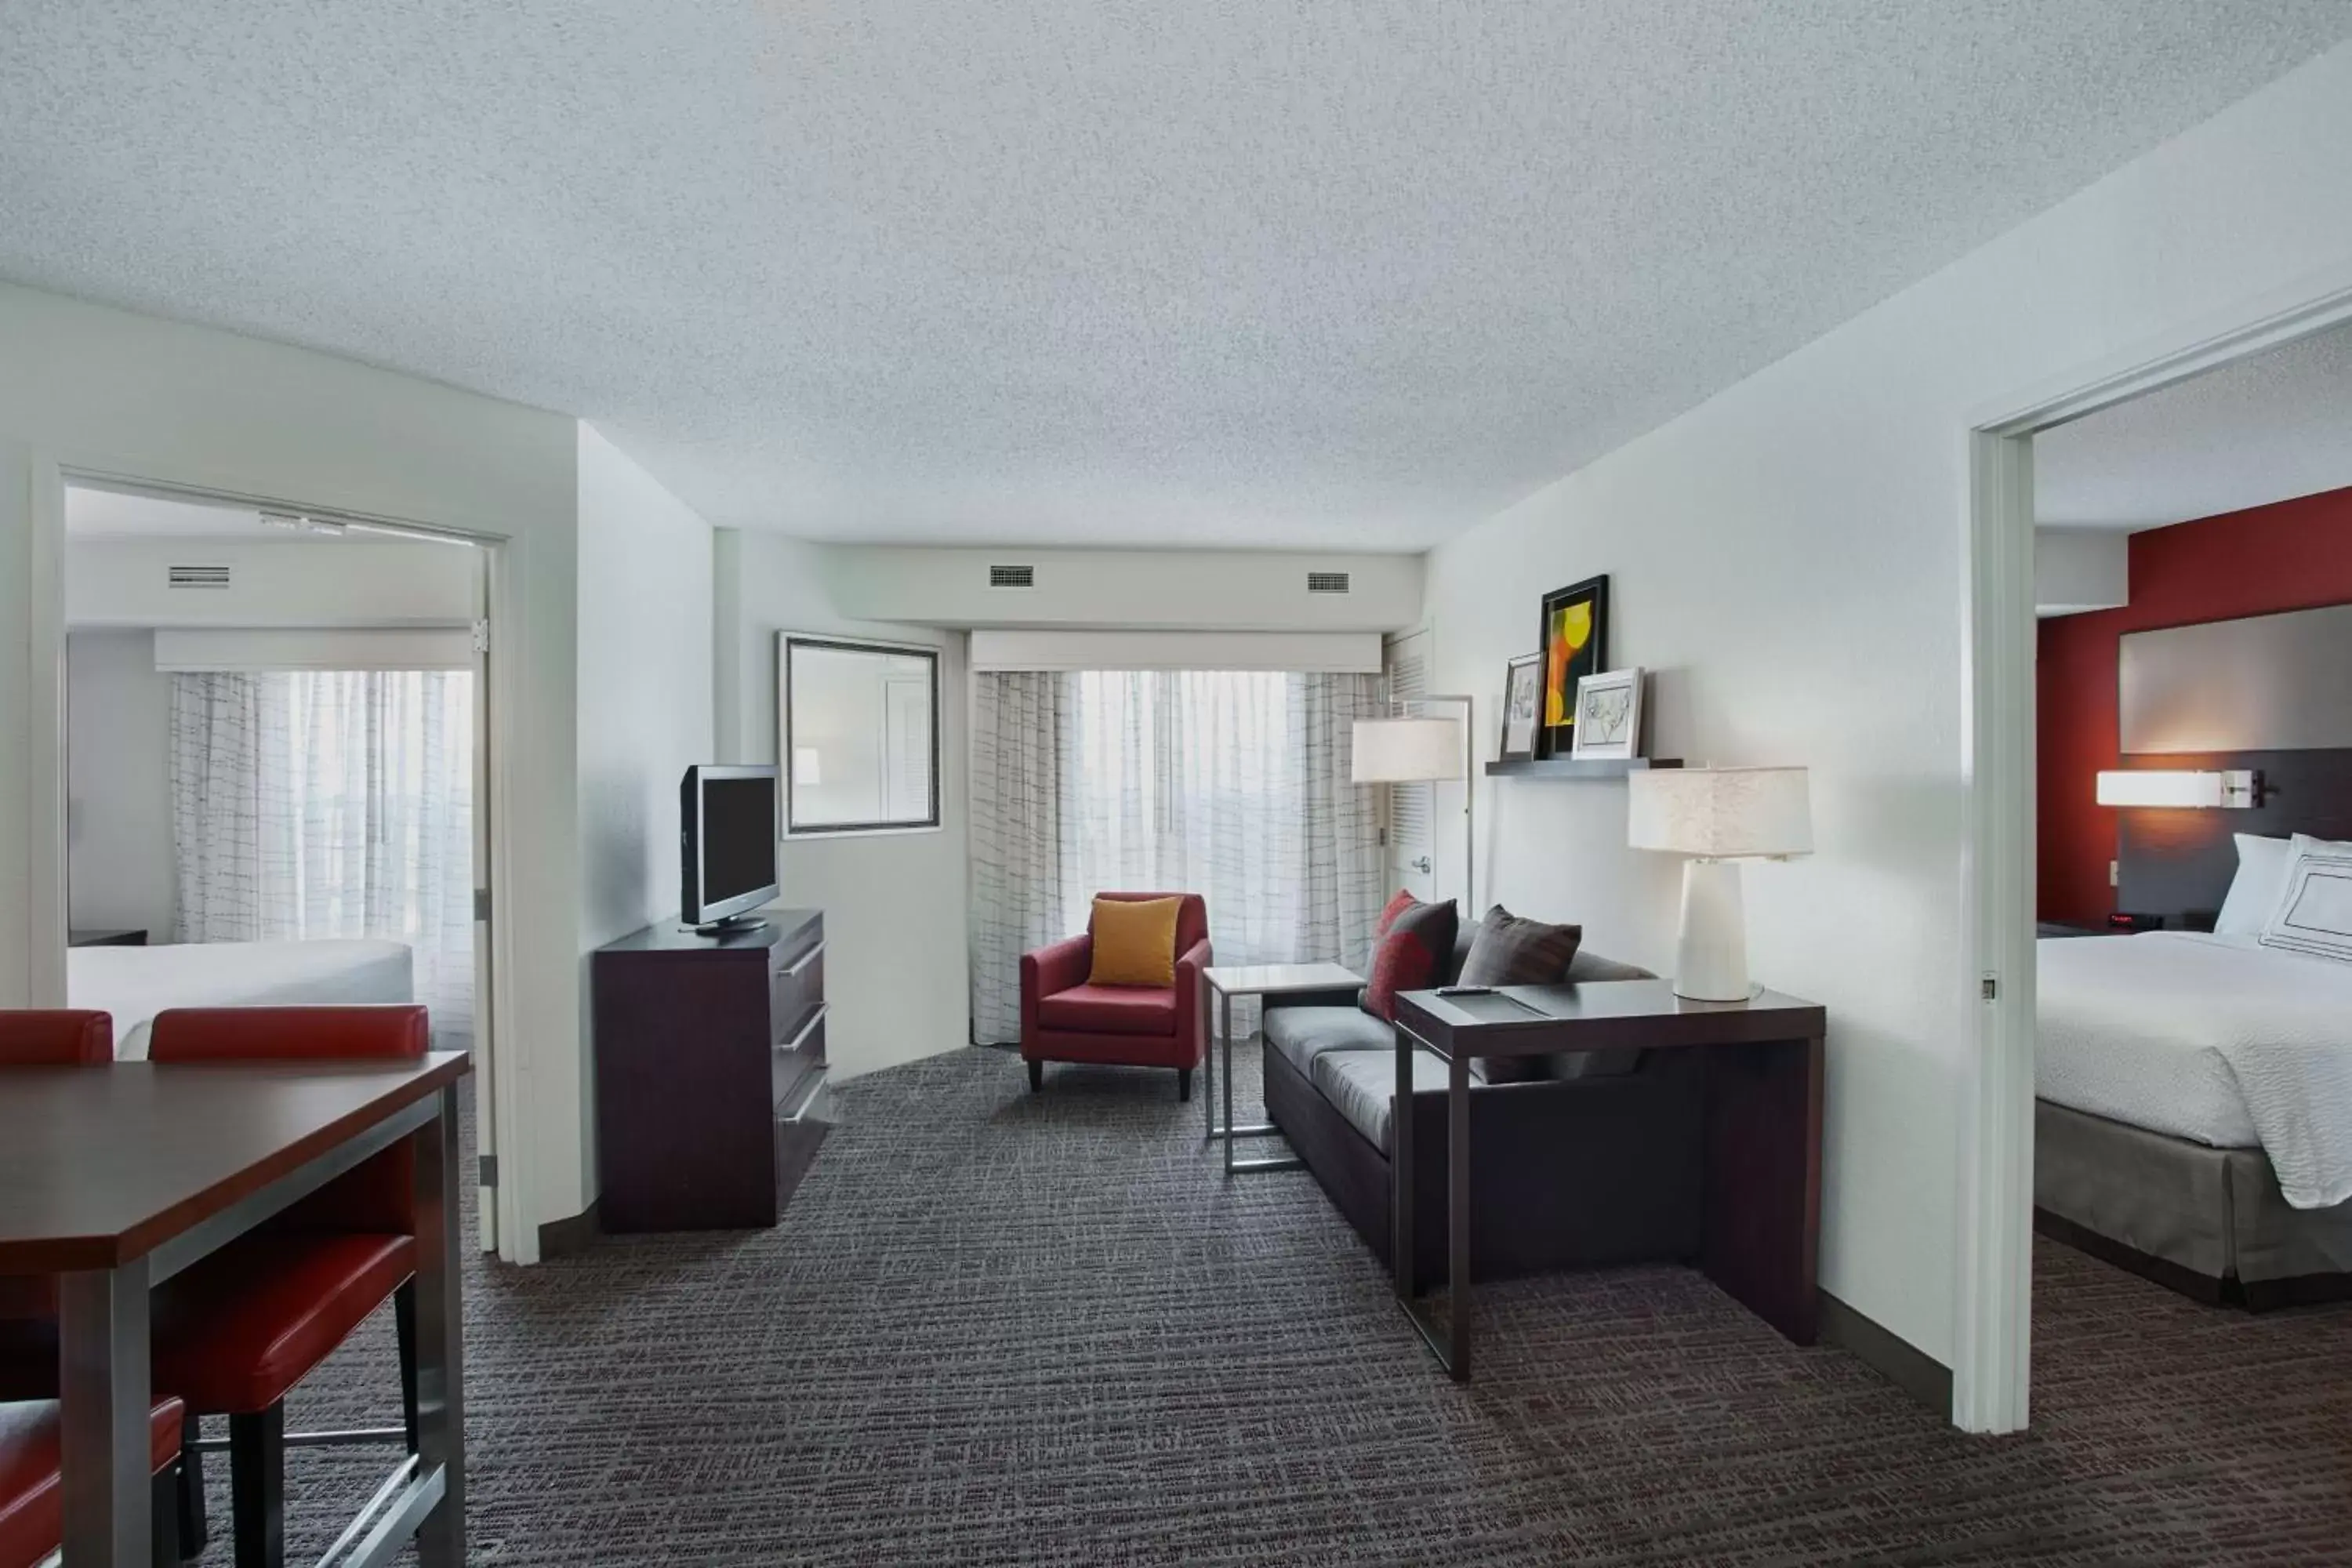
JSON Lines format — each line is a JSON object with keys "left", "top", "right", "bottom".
{"left": 0, "top": 1052, "right": 470, "bottom": 1567}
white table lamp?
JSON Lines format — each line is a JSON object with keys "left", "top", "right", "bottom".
{"left": 1352, "top": 704, "right": 1474, "bottom": 912}
{"left": 1628, "top": 765, "right": 1811, "bottom": 1001}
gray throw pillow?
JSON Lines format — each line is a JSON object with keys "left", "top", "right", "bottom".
{"left": 1458, "top": 906, "right": 1583, "bottom": 1083}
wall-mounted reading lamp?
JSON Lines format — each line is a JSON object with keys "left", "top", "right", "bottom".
{"left": 2095, "top": 769, "right": 2263, "bottom": 809}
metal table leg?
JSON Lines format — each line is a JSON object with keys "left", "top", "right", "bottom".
{"left": 60, "top": 1257, "right": 153, "bottom": 1567}
{"left": 1219, "top": 986, "right": 1301, "bottom": 1175}
{"left": 412, "top": 1083, "right": 467, "bottom": 1566}
{"left": 1200, "top": 973, "right": 1215, "bottom": 1145}
{"left": 1221, "top": 987, "right": 1234, "bottom": 1176}
{"left": 1394, "top": 1025, "right": 1472, "bottom": 1381}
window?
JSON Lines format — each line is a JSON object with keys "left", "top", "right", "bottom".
{"left": 781, "top": 634, "right": 941, "bottom": 834}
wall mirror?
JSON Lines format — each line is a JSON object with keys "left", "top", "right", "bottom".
{"left": 780, "top": 634, "right": 940, "bottom": 835}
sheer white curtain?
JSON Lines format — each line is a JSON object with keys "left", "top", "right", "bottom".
{"left": 969, "top": 670, "right": 1382, "bottom": 1044}
{"left": 170, "top": 670, "right": 475, "bottom": 1045}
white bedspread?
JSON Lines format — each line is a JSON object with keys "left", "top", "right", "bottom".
{"left": 68, "top": 939, "right": 415, "bottom": 1061}
{"left": 2037, "top": 931, "right": 2352, "bottom": 1209}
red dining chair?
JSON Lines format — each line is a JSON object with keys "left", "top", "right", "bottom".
{"left": 0, "top": 1012, "right": 111, "bottom": 1382}
{"left": 0, "top": 1396, "right": 187, "bottom": 1568}
{"left": 145, "top": 1005, "right": 430, "bottom": 1568}
{"left": 0, "top": 1011, "right": 112, "bottom": 1068}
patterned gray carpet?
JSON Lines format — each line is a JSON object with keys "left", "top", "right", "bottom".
{"left": 201, "top": 1044, "right": 2352, "bottom": 1565}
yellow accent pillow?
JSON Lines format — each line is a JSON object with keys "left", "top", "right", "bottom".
{"left": 1088, "top": 896, "right": 1182, "bottom": 988}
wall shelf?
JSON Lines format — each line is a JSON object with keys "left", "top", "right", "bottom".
{"left": 1483, "top": 757, "right": 1682, "bottom": 780}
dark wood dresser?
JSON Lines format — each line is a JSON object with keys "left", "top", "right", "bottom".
{"left": 592, "top": 908, "right": 830, "bottom": 1232}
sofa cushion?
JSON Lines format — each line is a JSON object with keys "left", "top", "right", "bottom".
{"left": 1311, "top": 1046, "right": 1457, "bottom": 1153}
{"left": 1263, "top": 1005, "right": 1392, "bottom": 1079}
{"left": 1565, "top": 950, "right": 1653, "bottom": 984}
{"left": 1457, "top": 906, "right": 1585, "bottom": 1083}
{"left": 1363, "top": 898, "right": 1457, "bottom": 1021}
{"left": 1036, "top": 982, "right": 1177, "bottom": 1036}
{"left": 1087, "top": 895, "right": 1182, "bottom": 987}
{"left": 1459, "top": 906, "right": 1584, "bottom": 988}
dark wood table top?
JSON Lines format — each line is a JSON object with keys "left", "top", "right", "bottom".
{"left": 1396, "top": 979, "right": 1825, "bottom": 1059}
{"left": 0, "top": 1054, "right": 469, "bottom": 1273}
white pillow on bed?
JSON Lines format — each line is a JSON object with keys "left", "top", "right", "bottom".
{"left": 2257, "top": 833, "right": 2352, "bottom": 964}
{"left": 2216, "top": 833, "right": 2293, "bottom": 935}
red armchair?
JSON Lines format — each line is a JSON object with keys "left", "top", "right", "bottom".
{"left": 1021, "top": 892, "right": 1210, "bottom": 1100}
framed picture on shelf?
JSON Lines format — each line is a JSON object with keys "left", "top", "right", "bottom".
{"left": 1569, "top": 667, "right": 1644, "bottom": 761}
{"left": 1535, "top": 574, "right": 1610, "bottom": 757}
{"left": 1498, "top": 653, "right": 1542, "bottom": 761}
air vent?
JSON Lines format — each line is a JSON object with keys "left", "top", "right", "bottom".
{"left": 168, "top": 565, "right": 232, "bottom": 590}
{"left": 1306, "top": 571, "right": 1351, "bottom": 595}
{"left": 989, "top": 564, "right": 1036, "bottom": 589}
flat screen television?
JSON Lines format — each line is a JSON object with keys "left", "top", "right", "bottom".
{"left": 681, "top": 764, "right": 779, "bottom": 934}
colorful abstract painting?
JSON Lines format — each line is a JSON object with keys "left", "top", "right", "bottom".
{"left": 1535, "top": 575, "right": 1609, "bottom": 757}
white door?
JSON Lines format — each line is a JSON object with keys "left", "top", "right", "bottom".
{"left": 1382, "top": 629, "right": 1435, "bottom": 900}
{"left": 469, "top": 554, "right": 498, "bottom": 1254}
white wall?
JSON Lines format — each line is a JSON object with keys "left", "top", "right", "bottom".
{"left": 822, "top": 545, "right": 1422, "bottom": 630}
{"left": 67, "top": 536, "right": 476, "bottom": 627}
{"left": 715, "top": 529, "right": 971, "bottom": 1080}
{"left": 1423, "top": 42, "right": 2352, "bottom": 1375}
{"left": 575, "top": 424, "right": 717, "bottom": 1202}
{"left": 0, "top": 281, "right": 585, "bottom": 1250}
{"left": 2033, "top": 528, "right": 2130, "bottom": 617}
{"left": 65, "top": 630, "right": 175, "bottom": 939}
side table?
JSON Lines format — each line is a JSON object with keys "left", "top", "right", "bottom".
{"left": 1392, "top": 981, "right": 1826, "bottom": 1381}
{"left": 1200, "top": 963, "right": 1361, "bottom": 1176}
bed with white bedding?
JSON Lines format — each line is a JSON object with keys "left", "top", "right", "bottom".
{"left": 67, "top": 938, "right": 414, "bottom": 1060}
{"left": 2035, "top": 927, "right": 2352, "bottom": 1306}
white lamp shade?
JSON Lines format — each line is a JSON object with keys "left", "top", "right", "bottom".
{"left": 1351, "top": 716, "right": 1461, "bottom": 783}
{"left": 2095, "top": 769, "right": 2221, "bottom": 808}
{"left": 1628, "top": 765, "right": 1812, "bottom": 859}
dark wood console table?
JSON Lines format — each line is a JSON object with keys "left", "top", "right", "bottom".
{"left": 1392, "top": 981, "right": 1824, "bottom": 1381}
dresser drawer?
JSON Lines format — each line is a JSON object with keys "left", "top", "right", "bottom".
{"left": 770, "top": 938, "right": 825, "bottom": 1044}
{"left": 772, "top": 1004, "right": 827, "bottom": 1109}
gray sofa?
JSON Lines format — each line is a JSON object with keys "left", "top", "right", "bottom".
{"left": 1262, "top": 927, "right": 1704, "bottom": 1292}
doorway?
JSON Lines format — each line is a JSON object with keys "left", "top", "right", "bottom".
{"left": 1957, "top": 278, "right": 2352, "bottom": 1433}
{"left": 46, "top": 476, "right": 523, "bottom": 1260}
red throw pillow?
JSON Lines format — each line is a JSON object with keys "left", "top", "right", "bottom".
{"left": 1363, "top": 898, "right": 1458, "bottom": 1022}
{"left": 1376, "top": 888, "right": 1419, "bottom": 938}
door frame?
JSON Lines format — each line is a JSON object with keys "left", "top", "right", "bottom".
{"left": 31, "top": 466, "right": 535, "bottom": 1265}
{"left": 1954, "top": 260, "right": 2352, "bottom": 1434}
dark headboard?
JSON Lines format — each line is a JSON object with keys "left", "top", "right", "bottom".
{"left": 2112, "top": 604, "right": 2352, "bottom": 924}
{"left": 2116, "top": 749, "right": 2352, "bottom": 923}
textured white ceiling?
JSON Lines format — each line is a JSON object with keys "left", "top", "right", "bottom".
{"left": 5, "top": 3, "right": 2350, "bottom": 550}
{"left": 2036, "top": 321, "right": 2352, "bottom": 532}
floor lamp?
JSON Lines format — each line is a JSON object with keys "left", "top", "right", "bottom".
{"left": 1352, "top": 696, "right": 1475, "bottom": 915}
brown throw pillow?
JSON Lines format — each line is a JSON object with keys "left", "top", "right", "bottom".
{"left": 1088, "top": 896, "right": 1182, "bottom": 987}
{"left": 1458, "top": 906, "right": 1584, "bottom": 1081}
{"left": 1362, "top": 898, "right": 1458, "bottom": 1022}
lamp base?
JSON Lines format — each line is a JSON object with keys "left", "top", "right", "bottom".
{"left": 1673, "top": 858, "right": 1753, "bottom": 1002}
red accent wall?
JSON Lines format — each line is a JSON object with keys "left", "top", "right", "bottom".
{"left": 2038, "top": 484, "right": 2352, "bottom": 923}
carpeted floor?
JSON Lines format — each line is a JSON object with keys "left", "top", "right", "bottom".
{"left": 205, "top": 1044, "right": 2352, "bottom": 1565}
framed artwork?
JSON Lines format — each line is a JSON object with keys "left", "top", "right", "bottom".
{"left": 1535, "top": 574, "right": 1610, "bottom": 758}
{"left": 1498, "top": 653, "right": 1542, "bottom": 760}
{"left": 1569, "top": 667, "right": 1644, "bottom": 760}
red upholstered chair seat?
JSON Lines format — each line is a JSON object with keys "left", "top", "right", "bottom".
{"left": 152, "top": 1233, "right": 417, "bottom": 1416}
{"left": 1035, "top": 983, "right": 1179, "bottom": 1036}
{"left": 0, "top": 1396, "right": 183, "bottom": 1568}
